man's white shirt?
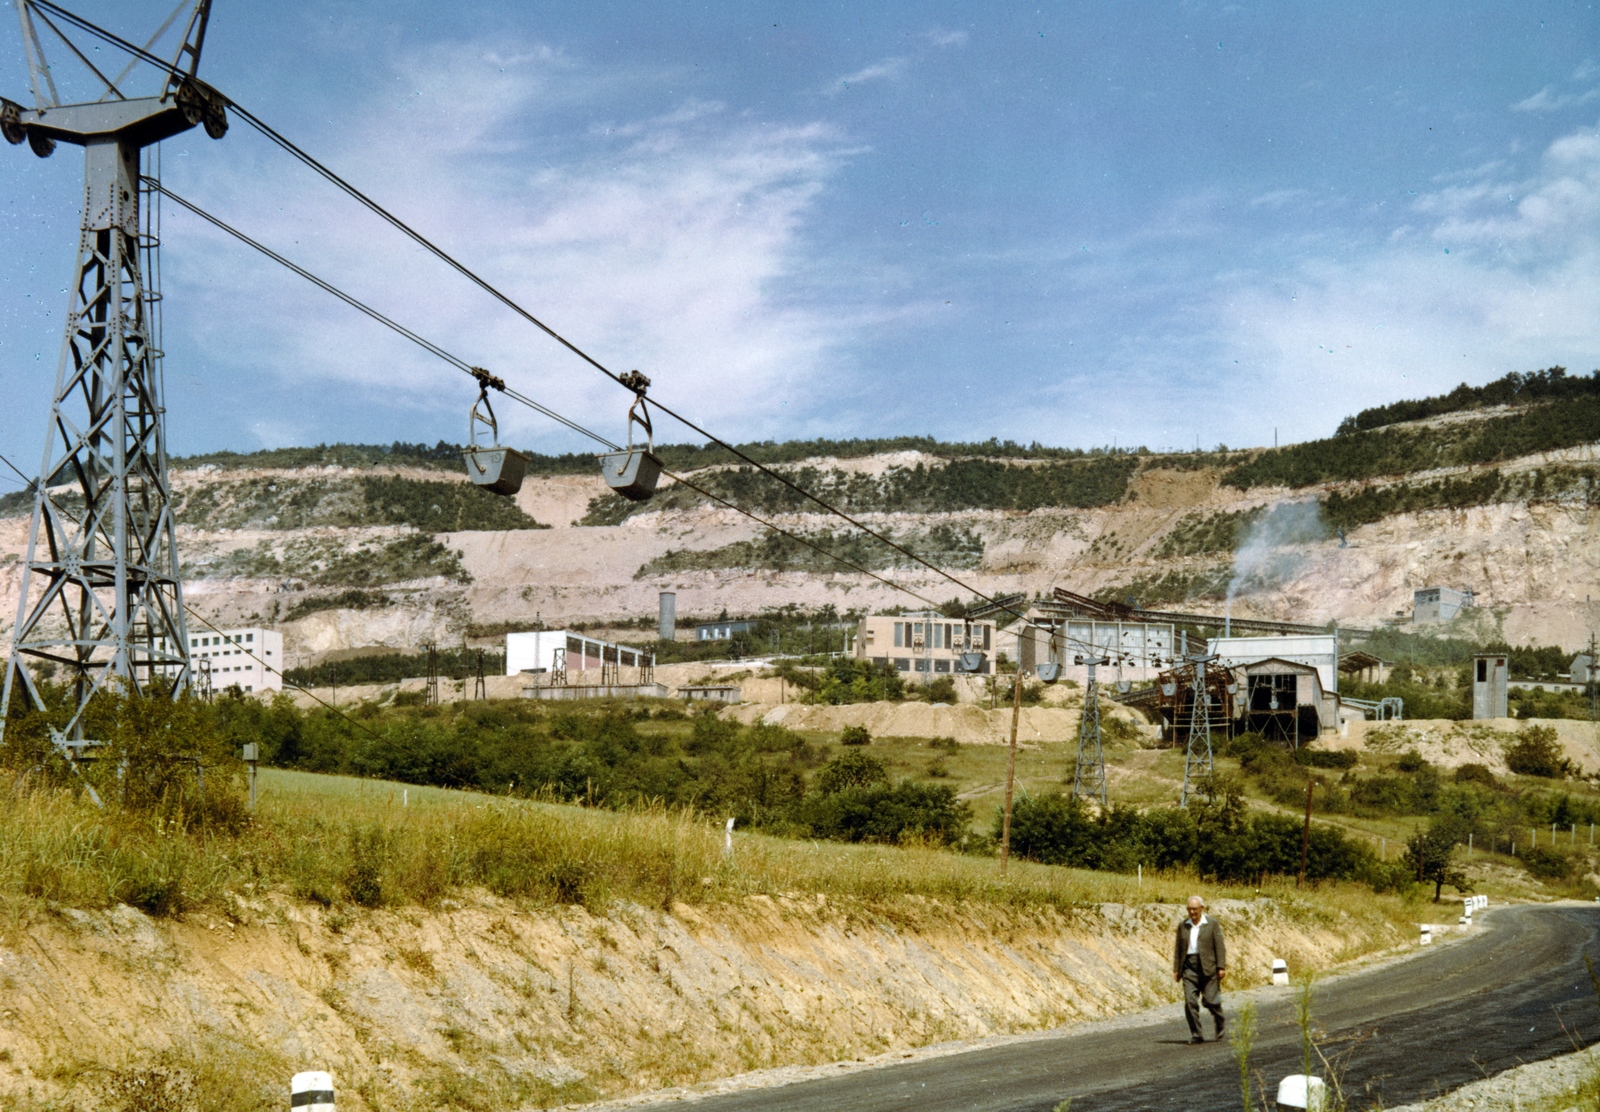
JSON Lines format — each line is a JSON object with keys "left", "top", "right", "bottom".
{"left": 1187, "top": 913, "right": 1209, "bottom": 956}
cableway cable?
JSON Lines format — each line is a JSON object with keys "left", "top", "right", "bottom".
{"left": 141, "top": 183, "right": 960, "bottom": 615}
{"left": 28, "top": 0, "right": 1032, "bottom": 626}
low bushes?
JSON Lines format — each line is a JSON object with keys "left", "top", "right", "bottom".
{"left": 1003, "top": 783, "right": 1377, "bottom": 884}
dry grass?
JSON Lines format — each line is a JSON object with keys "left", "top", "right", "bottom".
{"left": 0, "top": 768, "right": 1424, "bottom": 932}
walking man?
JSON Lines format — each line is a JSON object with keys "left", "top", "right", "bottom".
{"left": 1173, "top": 895, "right": 1226, "bottom": 1043}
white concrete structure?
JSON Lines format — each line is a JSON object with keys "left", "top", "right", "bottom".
{"left": 1210, "top": 635, "right": 1339, "bottom": 695}
{"left": 1472, "top": 653, "right": 1509, "bottom": 719}
{"left": 157, "top": 626, "right": 283, "bottom": 693}
{"left": 1414, "top": 586, "right": 1474, "bottom": 624}
{"left": 505, "top": 630, "right": 650, "bottom": 675}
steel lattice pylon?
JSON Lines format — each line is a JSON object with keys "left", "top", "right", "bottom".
{"left": 1071, "top": 655, "right": 1109, "bottom": 807}
{"left": 1179, "top": 654, "right": 1218, "bottom": 808}
{"left": 0, "top": 2, "right": 225, "bottom": 751}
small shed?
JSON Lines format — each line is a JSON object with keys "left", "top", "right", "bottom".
{"left": 679, "top": 684, "right": 742, "bottom": 705}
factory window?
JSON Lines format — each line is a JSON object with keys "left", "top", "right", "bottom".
{"left": 934, "top": 659, "right": 951, "bottom": 673}
{"left": 893, "top": 657, "right": 911, "bottom": 671}
{"left": 1477, "top": 660, "right": 1487, "bottom": 683}
{"left": 894, "top": 623, "right": 903, "bottom": 648}
{"left": 871, "top": 656, "right": 888, "bottom": 666}
{"left": 247, "top": 633, "right": 253, "bottom": 642}
{"left": 914, "top": 659, "right": 930, "bottom": 672}
{"left": 984, "top": 626, "right": 991, "bottom": 650}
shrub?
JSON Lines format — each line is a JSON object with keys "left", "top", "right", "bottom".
{"left": 1293, "top": 748, "right": 1358, "bottom": 769}
{"left": 923, "top": 676, "right": 958, "bottom": 704}
{"left": 814, "top": 750, "right": 888, "bottom": 793}
{"left": 1453, "top": 763, "right": 1498, "bottom": 787}
{"left": 1396, "top": 749, "right": 1428, "bottom": 773}
{"left": 840, "top": 725, "right": 872, "bottom": 747}
{"left": 1506, "top": 725, "right": 1569, "bottom": 778}
{"left": 929, "top": 736, "right": 960, "bottom": 753}
{"left": 802, "top": 781, "right": 972, "bottom": 845}
{"left": 1522, "top": 845, "right": 1575, "bottom": 880}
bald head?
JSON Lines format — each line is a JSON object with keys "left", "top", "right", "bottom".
{"left": 1187, "top": 896, "right": 1205, "bottom": 923}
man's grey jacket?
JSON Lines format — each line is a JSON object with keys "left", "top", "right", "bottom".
{"left": 1172, "top": 917, "right": 1226, "bottom": 979}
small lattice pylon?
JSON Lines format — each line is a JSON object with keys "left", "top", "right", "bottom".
{"left": 1179, "top": 654, "right": 1219, "bottom": 807}
{"left": 1072, "top": 655, "right": 1110, "bottom": 807}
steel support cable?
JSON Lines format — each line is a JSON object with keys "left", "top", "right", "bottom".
{"left": 28, "top": 0, "right": 1033, "bottom": 627}
{"left": 136, "top": 185, "right": 958, "bottom": 614}
{"left": 0, "top": 448, "right": 386, "bottom": 742}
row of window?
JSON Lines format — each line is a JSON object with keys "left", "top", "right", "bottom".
{"left": 890, "top": 622, "right": 991, "bottom": 651}
{"left": 871, "top": 656, "right": 992, "bottom": 675}
{"left": 192, "top": 633, "right": 254, "bottom": 647}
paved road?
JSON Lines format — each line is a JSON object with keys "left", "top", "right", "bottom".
{"left": 697, "top": 905, "right": 1599, "bottom": 1112}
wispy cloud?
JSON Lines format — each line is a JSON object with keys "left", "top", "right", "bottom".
{"left": 1211, "top": 121, "right": 1600, "bottom": 438}
{"left": 1512, "top": 84, "right": 1600, "bottom": 113}
{"left": 823, "top": 56, "right": 908, "bottom": 95}
{"left": 925, "top": 29, "right": 968, "bottom": 48}
{"left": 163, "top": 37, "right": 863, "bottom": 449}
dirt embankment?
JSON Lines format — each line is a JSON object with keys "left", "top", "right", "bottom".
{"left": 0, "top": 894, "right": 1411, "bottom": 1110}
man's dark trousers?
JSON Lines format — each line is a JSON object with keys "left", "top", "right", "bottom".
{"left": 1182, "top": 955, "right": 1223, "bottom": 1040}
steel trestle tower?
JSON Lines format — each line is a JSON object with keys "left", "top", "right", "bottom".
{"left": 1179, "top": 654, "right": 1218, "bottom": 807}
{"left": 1071, "top": 655, "right": 1109, "bottom": 807}
{"left": 1, "top": 2, "right": 225, "bottom": 751}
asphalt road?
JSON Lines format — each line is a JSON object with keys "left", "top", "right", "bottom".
{"left": 695, "top": 905, "right": 1600, "bottom": 1112}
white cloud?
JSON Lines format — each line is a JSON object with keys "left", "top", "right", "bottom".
{"left": 925, "top": 29, "right": 968, "bottom": 48}
{"left": 1212, "top": 121, "right": 1600, "bottom": 440}
{"left": 161, "top": 38, "right": 863, "bottom": 450}
{"left": 1512, "top": 84, "right": 1600, "bottom": 113}
{"left": 823, "top": 57, "right": 908, "bottom": 95}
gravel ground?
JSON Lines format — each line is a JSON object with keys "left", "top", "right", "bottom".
{"left": 1387, "top": 1048, "right": 1598, "bottom": 1111}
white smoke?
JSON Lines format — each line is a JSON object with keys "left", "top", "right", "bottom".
{"left": 1225, "top": 501, "right": 1328, "bottom": 614}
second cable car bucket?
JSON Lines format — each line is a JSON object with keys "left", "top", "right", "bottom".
{"left": 598, "top": 372, "right": 663, "bottom": 502}
{"left": 463, "top": 369, "right": 529, "bottom": 496}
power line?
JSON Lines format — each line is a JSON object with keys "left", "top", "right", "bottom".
{"left": 28, "top": 0, "right": 1031, "bottom": 626}
{"left": 140, "top": 185, "right": 958, "bottom": 613}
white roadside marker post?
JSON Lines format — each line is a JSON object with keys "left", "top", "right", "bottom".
{"left": 1420, "top": 924, "right": 1432, "bottom": 946}
{"left": 291, "top": 1071, "right": 334, "bottom": 1112}
{"left": 1276, "top": 1074, "right": 1326, "bottom": 1111}
{"left": 1271, "top": 958, "right": 1290, "bottom": 986}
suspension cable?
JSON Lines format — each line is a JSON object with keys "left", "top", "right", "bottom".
{"left": 26, "top": 0, "right": 1032, "bottom": 626}
{"left": 139, "top": 185, "right": 959, "bottom": 613}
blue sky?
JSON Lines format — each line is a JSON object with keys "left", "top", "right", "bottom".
{"left": 1, "top": 1, "right": 1597, "bottom": 470}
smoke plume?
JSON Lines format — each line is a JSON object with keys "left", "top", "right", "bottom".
{"left": 1226, "top": 501, "right": 1328, "bottom": 613}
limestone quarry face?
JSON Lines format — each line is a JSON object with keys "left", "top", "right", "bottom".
{"left": 0, "top": 438, "right": 1596, "bottom": 666}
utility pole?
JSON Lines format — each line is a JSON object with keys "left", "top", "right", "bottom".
{"left": 1180, "top": 654, "right": 1218, "bottom": 807}
{"left": 1072, "top": 655, "right": 1109, "bottom": 808}
{"left": 425, "top": 643, "right": 440, "bottom": 705}
{"left": 999, "top": 657, "right": 1024, "bottom": 872}
{"left": 474, "top": 649, "right": 487, "bottom": 700}
{"left": 1298, "top": 778, "right": 1315, "bottom": 887}
{"left": 0, "top": 2, "right": 227, "bottom": 754}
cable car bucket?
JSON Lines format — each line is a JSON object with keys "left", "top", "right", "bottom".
{"left": 598, "top": 371, "right": 663, "bottom": 502}
{"left": 463, "top": 368, "right": 529, "bottom": 496}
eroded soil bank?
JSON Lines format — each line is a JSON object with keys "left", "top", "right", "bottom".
{"left": 0, "top": 891, "right": 1415, "bottom": 1110}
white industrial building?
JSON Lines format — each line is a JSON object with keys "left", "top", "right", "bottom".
{"left": 505, "top": 630, "right": 651, "bottom": 676}
{"left": 157, "top": 626, "right": 284, "bottom": 693}
{"left": 1414, "top": 586, "right": 1475, "bottom": 624}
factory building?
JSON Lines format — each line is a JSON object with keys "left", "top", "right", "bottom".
{"left": 505, "top": 630, "right": 651, "bottom": 676}
{"left": 157, "top": 627, "right": 284, "bottom": 693}
{"left": 1413, "top": 586, "right": 1475, "bottom": 624}
{"left": 854, "top": 612, "right": 995, "bottom": 675}
{"left": 694, "top": 620, "right": 760, "bottom": 642}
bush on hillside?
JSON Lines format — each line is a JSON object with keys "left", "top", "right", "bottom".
{"left": 839, "top": 725, "right": 872, "bottom": 747}
{"left": 1506, "top": 725, "right": 1569, "bottom": 778}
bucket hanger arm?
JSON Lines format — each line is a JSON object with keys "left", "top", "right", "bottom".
{"left": 619, "top": 369, "right": 653, "bottom": 452}
{"left": 469, "top": 366, "right": 506, "bottom": 450}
